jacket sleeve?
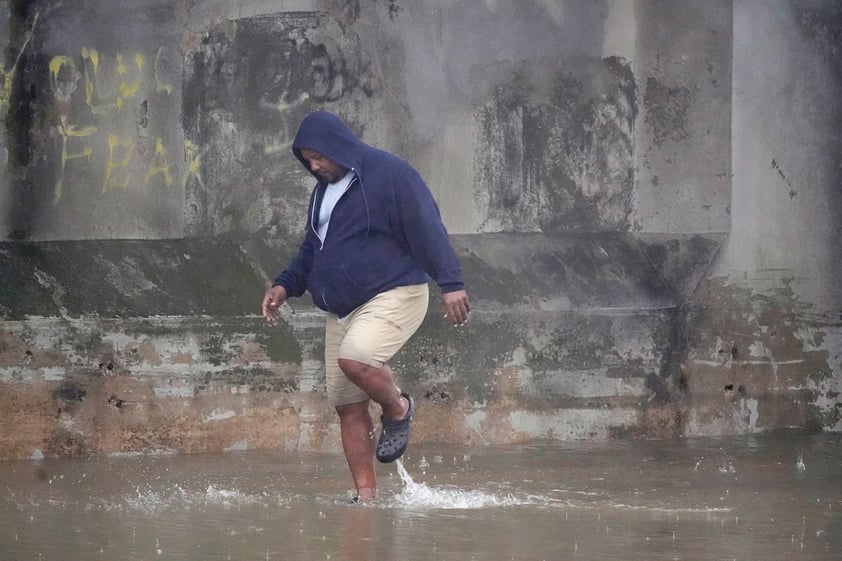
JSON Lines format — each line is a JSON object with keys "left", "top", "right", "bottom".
{"left": 272, "top": 194, "right": 316, "bottom": 297}
{"left": 272, "top": 235, "right": 314, "bottom": 298}
{"left": 392, "top": 167, "right": 464, "bottom": 293}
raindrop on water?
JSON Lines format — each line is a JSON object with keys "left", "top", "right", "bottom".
{"left": 796, "top": 453, "right": 806, "bottom": 473}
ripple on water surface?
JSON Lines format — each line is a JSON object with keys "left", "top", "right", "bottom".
{"left": 0, "top": 432, "right": 840, "bottom": 561}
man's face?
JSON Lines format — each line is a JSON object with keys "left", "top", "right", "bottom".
{"left": 299, "top": 148, "right": 348, "bottom": 184}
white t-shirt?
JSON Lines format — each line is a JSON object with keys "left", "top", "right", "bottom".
{"left": 317, "top": 171, "right": 356, "bottom": 241}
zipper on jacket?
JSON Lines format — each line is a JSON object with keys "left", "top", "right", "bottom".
{"left": 310, "top": 184, "right": 323, "bottom": 248}
{"left": 312, "top": 174, "right": 358, "bottom": 251}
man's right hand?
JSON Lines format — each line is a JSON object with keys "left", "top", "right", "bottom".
{"left": 262, "top": 285, "right": 288, "bottom": 323}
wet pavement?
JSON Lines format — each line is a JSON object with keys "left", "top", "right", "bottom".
{"left": 1, "top": 429, "right": 840, "bottom": 560}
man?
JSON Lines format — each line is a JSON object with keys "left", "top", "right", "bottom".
{"left": 261, "top": 111, "right": 470, "bottom": 501}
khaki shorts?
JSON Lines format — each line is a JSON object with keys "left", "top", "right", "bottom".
{"left": 324, "top": 284, "right": 429, "bottom": 407}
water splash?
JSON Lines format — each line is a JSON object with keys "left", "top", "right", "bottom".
{"left": 119, "top": 484, "right": 289, "bottom": 514}
{"left": 796, "top": 452, "right": 806, "bottom": 473}
{"left": 417, "top": 455, "right": 430, "bottom": 472}
{"left": 391, "top": 460, "right": 542, "bottom": 509}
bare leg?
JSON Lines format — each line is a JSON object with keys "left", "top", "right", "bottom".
{"left": 337, "top": 359, "right": 409, "bottom": 421}
{"left": 335, "top": 400, "right": 377, "bottom": 500}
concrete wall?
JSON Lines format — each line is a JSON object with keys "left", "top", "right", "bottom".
{"left": 4, "top": 0, "right": 185, "bottom": 240}
{"left": 0, "top": 0, "right": 839, "bottom": 459}
{"left": 681, "top": 0, "right": 842, "bottom": 434}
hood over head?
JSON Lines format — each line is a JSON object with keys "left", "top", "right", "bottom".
{"left": 292, "top": 111, "right": 367, "bottom": 178}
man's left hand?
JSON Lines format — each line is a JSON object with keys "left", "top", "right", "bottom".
{"left": 442, "top": 290, "right": 470, "bottom": 327}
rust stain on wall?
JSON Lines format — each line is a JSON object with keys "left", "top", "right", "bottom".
{"left": 0, "top": 317, "right": 317, "bottom": 459}
{"left": 681, "top": 277, "right": 839, "bottom": 434}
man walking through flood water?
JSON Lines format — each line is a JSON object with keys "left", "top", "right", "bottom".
{"left": 262, "top": 110, "right": 470, "bottom": 502}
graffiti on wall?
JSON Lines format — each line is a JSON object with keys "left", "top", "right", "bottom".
{"left": 2, "top": 0, "right": 188, "bottom": 241}
{"left": 4, "top": 7, "right": 375, "bottom": 240}
{"left": 46, "top": 46, "right": 177, "bottom": 202}
{"left": 182, "top": 13, "right": 376, "bottom": 237}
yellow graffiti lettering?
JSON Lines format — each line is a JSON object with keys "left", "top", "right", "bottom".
{"left": 50, "top": 45, "right": 168, "bottom": 118}
{"left": 264, "top": 143, "right": 289, "bottom": 155}
{"left": 81, "top": 47, "right": 122, "bottom": 115}
{"left": 146, "top": 138, "right": 174, "bottom": 187}
{"left": 82, "top": 47, "right": 98, "bottom": 69}
{"left": 117, "top": 53, "right": 145, "bottom": 100}
{"left": 261, "top": 92, "right": 309, "bottom": 153}
{"left": 82, "top": 49, "right": 145, "bottom": 113}
{"left": 55, "top": 117, "right": 97, "bottom": 203}
{"left": 49, "top": 55, "right": 74, "bottom": 78}
{"left": 183, "top": 140, "right": 204, "bottom": 188}
{"left": 103, "top": 134, "right": 135, "bottom": 192}
{"left": 48, "top": 55, "right": 79, "bottom": 105}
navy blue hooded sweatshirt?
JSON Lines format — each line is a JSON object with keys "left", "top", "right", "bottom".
{"left": 272, "top": 111, "right": 464, "bottom": 317}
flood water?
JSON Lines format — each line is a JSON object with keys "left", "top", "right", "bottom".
{"left": 1, "top": 430, "right": 840, "bottom": 561}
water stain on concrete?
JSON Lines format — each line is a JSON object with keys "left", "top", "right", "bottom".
{"left": 682, "top": 277, "right": 840, "bottom": 434}
{"left": 643, "top": 76, "right": 690, "bottom": 148}
{"left": 474, "top": 57, "right": 636, "bottom": 233}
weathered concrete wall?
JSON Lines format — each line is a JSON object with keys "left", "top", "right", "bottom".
{"left": 632, "top": 0, "right": 732, "bottom": 235}
{"left": 0, "top": 0, "right": 13, "bottom": 239}
{"left": 0, "top": 233, "right": 681, "bottom": 456}
{"left": 177, "top": 1, "right": 643, "bottom": 238}
{"left": 680, "top": 0, "right": 842, "bottom": 434}
{"left": 0, "top": 0, "right": 839, "bottom": 460}
{"left": 5, "top": 0, "right": 185, "bottom": 240}
{"left": 632, "top": 0, "right": 732, "bottom": 307}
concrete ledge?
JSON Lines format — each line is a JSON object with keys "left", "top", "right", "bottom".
{"left": 0, "top": 232, "right": 723, "bottom": 458}
{"left": 635, "top": 233, "right": 726, "bottom": 302}
{"left": 0, "top": 232, "right": 719, "bottom": 318}
{"left": 0, "top": 238, "right": 284, "bottom": 319}
{"left": 0, "top": 303, "right": 677, "bottom": 459}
